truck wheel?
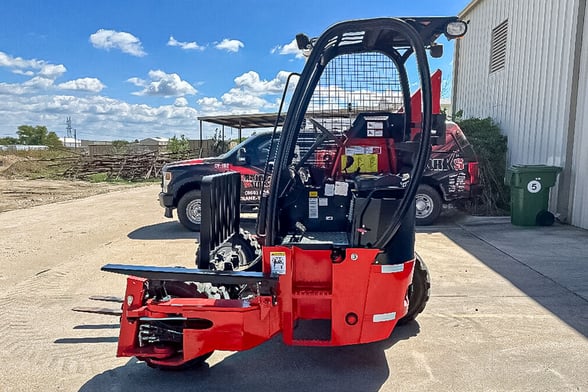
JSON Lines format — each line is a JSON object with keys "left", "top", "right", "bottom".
{"left": 177, "top": 190, "right": 202, "bottom": 231}
{"left": 398, "top": 253, "right": 430, "bottom": 324}
{"left": 415, "top": 184, "right": 442, "bottom": 226}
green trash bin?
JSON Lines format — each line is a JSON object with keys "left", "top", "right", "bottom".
{"left": 505, "top": 165, "right": 562, "bottom": 226}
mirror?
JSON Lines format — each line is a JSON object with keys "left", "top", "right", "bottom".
{"left": 237, "top": 148, "right": 250, "bottom": 164}
{"left": 429, "top": 44, "right": 443, "bottom": 58}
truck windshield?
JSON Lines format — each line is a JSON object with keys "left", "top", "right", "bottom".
{"left": 216, "top": 133, "right": 270, "bottom": 159}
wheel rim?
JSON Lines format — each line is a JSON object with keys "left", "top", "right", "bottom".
{"left": 212, "top": 244, "right": 249, "bottom": 271}
{"left": 186, "top": 199, "right": 202, "bottom": 224}
{"left": 415, "top": 193, "right": 434, "bottom": 219}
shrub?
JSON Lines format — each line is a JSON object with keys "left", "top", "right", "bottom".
{"left": 454, "top": 113, "right": 509, "bottom": 215}
{"left": 168, "top": 135, "right": 191, "bottom": 157}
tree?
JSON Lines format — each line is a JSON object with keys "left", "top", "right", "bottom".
{"left": 17, "top": 125, "right": 62, "bottom": 147}
{"left": 168, "top": 135, "right": 190, "bottom": 155}
{"left": 45, "top": 131, "right": 62, "bottom": 148}
{"left": 0, "top": 136, "right": 19, "bottom": 145}
{"left": 112, "top": 140, "right": 130, "bottom": 154}
{"left": 211, "top": 129, "right": 229, "bottom": 155}
{"left": 454, "top": 113, "right": 509, "bottom": 215}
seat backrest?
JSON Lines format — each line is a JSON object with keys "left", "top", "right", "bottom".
{"left": 346, "top": 112, "right": 406, "bottom": 141}
{"left": 334, "top": 112, "right": 407, "bottom": 176}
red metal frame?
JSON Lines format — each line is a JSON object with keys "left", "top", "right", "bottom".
{"left": 117, "top": 250, "right": 414, "bottom": 366}
{"left": 410, "top": 69, "right": 442, "bottom": 139}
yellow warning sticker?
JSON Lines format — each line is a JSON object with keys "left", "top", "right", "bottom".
{"left": 309, "top": 191, "right": 318, "bottom": 197}
{"left": 342, "top": 154, "right": 378, "bottom": 173}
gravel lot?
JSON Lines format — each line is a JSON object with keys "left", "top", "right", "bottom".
{"left": 1, "top": 183, "right": 586, "bottom": 392}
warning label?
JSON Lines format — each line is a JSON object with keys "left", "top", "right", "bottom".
{"left": 270, "top": 252, "right": 286, "bottom": 275}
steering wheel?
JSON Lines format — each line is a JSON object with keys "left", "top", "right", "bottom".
{"left": 308, "top": 118, "right": 344, "bottom": 148}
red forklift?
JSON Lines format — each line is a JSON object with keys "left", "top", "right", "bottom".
{"left": 102, "top": 16, "right": 467, "bottom": 369}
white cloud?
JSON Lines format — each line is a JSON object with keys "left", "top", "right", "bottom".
{"left": 128, "top": 70, "right": 197, "bottom": 97}
{"left": 0, "top": 52, "right": 107, "bottom": 97}
{"left": 89, "top": 29, "right": 146, "bottom": 57}
{"left": 174, "top": 97, "right": 188, "bottom": 107}
{"left": 197, "top": 97, "right": 223, "bottom": 112}
{"left": 167, "top": 36, "right": 205, "bottom": 51}
{"left": 220, "top": 88, "right": 271, "bottom": 110}
{"left": 196, "top": 70, "right": 295, "bottom": 115}
{"left": 58, "top": 78, "right": 105, "bottom": 93}
{"left": 0, "top": 49, "right": 205, "bottom": 140}
{"left": 0, "top": 92, "right": 201, "bottom": 141}
{"left": 126, "top": 77, "right": 145, "bottom": 87}
{"left": 38, "top": 64, "right": 67, "bottom": 79}
{"left": 233, "top": 71, "right": 290, "bottom": 94}
{"left": 23, "top": 76, "right": 55, "bottom": 89}
{"left": 271, "top": 38, "right": 304, "bottom": 59}
{"left": 215, "top": 39, "right": 244, "bottom": 53}
{"left": 0, "top": 51, "right": 45, "bottom": 70}
{"left": 0, "top": 51, "right": 66, "bottom": 82}
{"left": 13, "top": 70, "right": 34, "bottom": 76}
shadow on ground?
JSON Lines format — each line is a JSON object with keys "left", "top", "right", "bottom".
{"left": 443, "top": 221, "right": 588, "bottom": 338}
{"left": 128, "top": 222, "right": 200, "bottom": 240}
{"left": 79, "top": 322, "right": 420, "bottom": 392}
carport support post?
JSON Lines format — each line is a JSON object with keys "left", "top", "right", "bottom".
{"left": 199, "top": 119, "right": 203, "bottom": 157}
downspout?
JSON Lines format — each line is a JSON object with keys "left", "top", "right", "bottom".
{"left": 451, "top": 37, "right": 462, "bottom": 118}
{"left": 558, "top": 0, "right": 586, "bottom": 223}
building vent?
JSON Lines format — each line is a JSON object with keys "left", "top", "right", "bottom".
{"left": 489, "top": 19, "right": 508, "bottom": 73}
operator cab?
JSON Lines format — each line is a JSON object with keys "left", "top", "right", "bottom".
{"left": 262, "top": 17, "right": 464, "bottom": 263}
{"left": 276, "top": 109, "right": 418, "bottom": 264}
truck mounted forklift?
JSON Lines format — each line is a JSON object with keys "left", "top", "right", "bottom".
{"left": 101, "top": 16, "right": 467, "bottom": 370}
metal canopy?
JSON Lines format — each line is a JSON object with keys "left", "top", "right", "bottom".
{"left": 198, "top": 113, "right": 285, "bottom": 129}
{"left": 198, "top": 108, "right": 362, "bottom": 129}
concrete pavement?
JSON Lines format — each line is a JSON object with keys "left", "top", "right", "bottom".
{"left": 2, "top": 185, "right": 587, "bottom": 391}
{"left": 79, "top": 213, "right": 588, "bottom": 391}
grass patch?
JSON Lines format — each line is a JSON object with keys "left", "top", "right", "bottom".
{"left": 87, "top": 172, "right": 110, "bottom": 183}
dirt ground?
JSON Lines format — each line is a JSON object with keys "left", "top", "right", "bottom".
{"left": 0, "top": 154, "right": 139, "bottom": 212}
{"left": 0, "top": 178, "right": 136, "bottom": 213}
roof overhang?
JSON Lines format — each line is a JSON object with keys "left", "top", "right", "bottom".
{"left": 197, "top": 113, "right": 285, "bottom": 129}
{"left": 459, "top": 0, "right": 483, "bottom": 18}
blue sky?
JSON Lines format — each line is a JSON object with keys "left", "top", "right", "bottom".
{"left": 0, "top": 0, "right": 471, "bottom": 141}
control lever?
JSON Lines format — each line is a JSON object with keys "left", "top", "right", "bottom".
{"left": 294, "top": 221, "right": 307, "bottom": 242}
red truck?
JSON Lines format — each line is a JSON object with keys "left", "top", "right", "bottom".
{"left": 160, "top": 71, "right": 480, "bottom": 229}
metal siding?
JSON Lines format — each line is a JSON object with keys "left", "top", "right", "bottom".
{"left": 455, "top": 0, "right": 582, "bottom": 225}
{"left": 571, "top": 8, "right": 588, "bottom": 228}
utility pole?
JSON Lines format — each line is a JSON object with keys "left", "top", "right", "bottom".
{"left": 65, "top": 117, "right": 77, "bottom": 150}
{"left": 66, "top": 117, "right": 72, "bottom": 138}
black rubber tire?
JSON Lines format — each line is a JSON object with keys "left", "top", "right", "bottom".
{"left": 398, "top": 253, "right": 430, "bottom": 324}
{"left": 177, "top": 190, "right": 202, "bottom": 231}
{"left": 415, "top": 184, "right": 443, "bottom": 226}
{"left": 144, "top": 352, "right": 213, "bottom": 371}
{"left": 536, "top": 210, "right": 555, "bottom": 226}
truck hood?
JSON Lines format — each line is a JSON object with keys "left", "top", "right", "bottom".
{"left": 165, "top": 157, "right": 223, "bottom": 168}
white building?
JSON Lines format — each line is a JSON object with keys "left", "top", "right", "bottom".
{"left": 139, "top": 137, "right": 169, "bottom": 147}
{"left": 453, "top": 0, "right": 588, "bottom": 229}
{"left": 62, "top": 137, "right": 81, "bottom": 148}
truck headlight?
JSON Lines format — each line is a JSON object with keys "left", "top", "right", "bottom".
{"left": 162, "top": 171, "right": 172, "bottom": 192}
